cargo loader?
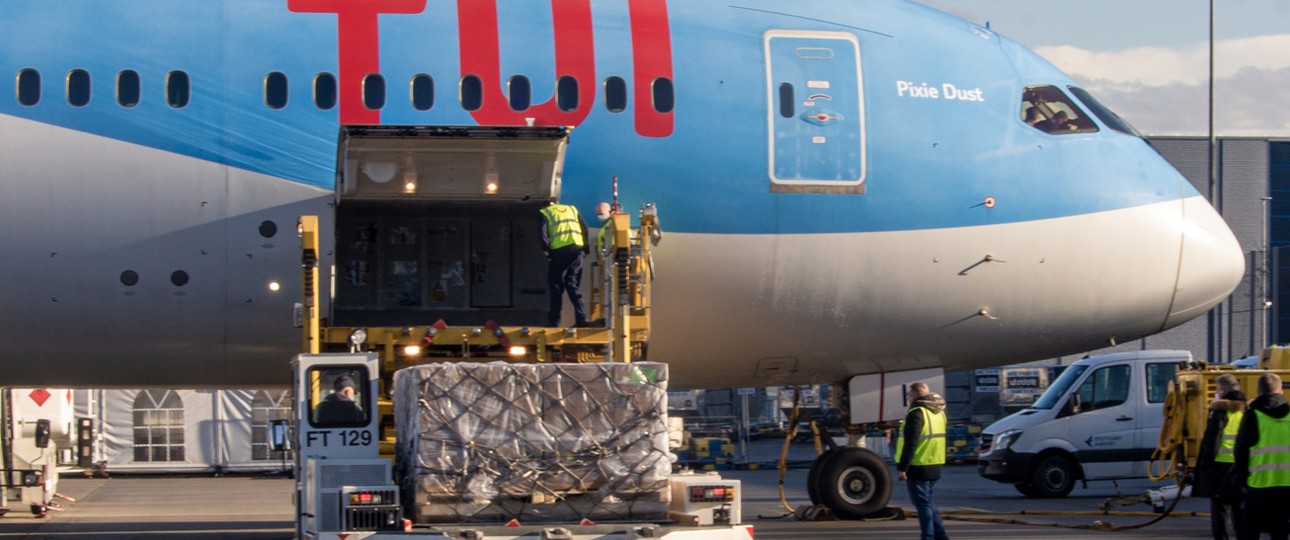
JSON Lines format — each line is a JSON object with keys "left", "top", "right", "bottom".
{"left": 280, "top": 125, "right": 749, "bottom": 539}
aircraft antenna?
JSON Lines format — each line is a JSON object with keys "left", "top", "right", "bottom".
{"left": 611, "top": 175, "right": 622, "bottom": 213}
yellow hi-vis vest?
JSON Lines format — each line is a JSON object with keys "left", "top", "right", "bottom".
{"left": 1215, "top": 409, "right": 1244, "bottom": 464}
{"left": 541, "top": 204, "right": 585, "bottom": 250}
{"left": 1249, "top": 409, "right": 1290, "bottom": 488}
{"left": 596, "top": 215, "right": 632, "bottom": 252}
{"left": 894, "top": 405, "right": 947, "bottom": 466}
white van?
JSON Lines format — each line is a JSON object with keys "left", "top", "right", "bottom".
{"left": 977, "top": 350, "right": 1189, "bottom": 497}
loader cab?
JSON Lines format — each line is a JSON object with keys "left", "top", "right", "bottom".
{"left": 289, "top": 354, "right": 396, "bottom": 537}
{"left": 291, "top": 353, "right": 379, "bottom": 460}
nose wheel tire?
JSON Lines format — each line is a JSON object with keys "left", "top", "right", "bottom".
{"left": 806, "top": 448, "right": 837, "bottom": 505}
{"left": 812, "top": 448, "right": 891, "bottom": 519}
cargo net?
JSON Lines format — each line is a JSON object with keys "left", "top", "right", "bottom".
{"left": 392, "top": 362, "right": 673, "bottom": 524}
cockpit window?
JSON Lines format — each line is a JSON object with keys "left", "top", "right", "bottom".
{"left": 1067, "top": 86, "right": 1142, "bottom": 137}
{"left": 1020, "top": 85, "right": 1098, "bottom": 135}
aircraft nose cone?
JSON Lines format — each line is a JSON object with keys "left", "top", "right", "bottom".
{"left": 1164, "top": 197, "right": 1246, "bottom": 328}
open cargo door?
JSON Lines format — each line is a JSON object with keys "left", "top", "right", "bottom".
{"left": 336, "top": 125, "right": 569, "bottom": 203}
{"left": 331, "top": 126, "right": 572, "bottom": 327}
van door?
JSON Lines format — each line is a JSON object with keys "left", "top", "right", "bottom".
{"left": 1067, "top": 363, "right": 1136, "bottom": 479}
{"left": 1130, "top": 361, "right": 1179, "bottom": 476}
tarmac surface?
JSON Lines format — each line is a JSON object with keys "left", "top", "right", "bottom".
{"left": 0, "top": 440, "right": 1215, "bottom": 539}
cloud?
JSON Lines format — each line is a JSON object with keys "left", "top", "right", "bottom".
{"left": 1034, "top": 35, "right": 1290, "bottom": 136}
{"left": 1036, "top": 44, "right": 1207, "bottom": 87}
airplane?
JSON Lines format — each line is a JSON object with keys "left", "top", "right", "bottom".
{"left": 0, "top": 0, "right": 1244, "bottom": 518}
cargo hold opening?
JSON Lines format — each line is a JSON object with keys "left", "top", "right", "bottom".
{"left": 331, "top": 126, "right": 569, "bottom": 327}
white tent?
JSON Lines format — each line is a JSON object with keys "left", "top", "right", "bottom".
{"left": 76, "top": 388, "right": 292, "bottom": 473}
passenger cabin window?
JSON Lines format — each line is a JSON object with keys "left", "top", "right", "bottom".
{"left": 556, "top": 75, "right": 578, "bottom": 112}
{"left": 265, "top": 71, "right": 288, "bottom": 110}
{"left": 1074, "top": 364, "right": 1130, "bottom": 412}
{"left": 411, "top": 74, "right": 434, "bottom": 111}
{"left": 1068, "top": 86, "right": 1142, "bottom": 137}
{"left": 309, "top": 366, "right": 369, "bottom": 427}
{"left": 1020, "top": 85, "right": 1097, "bottom": 135}
{"left": 117, "top": 70, "right": 141, "bottom": 108}
{"left": 604, "top": 76, "right": 627, "bottom": 113}
{"left": 508, "top": 75, "right": 531, "bottom": 111}
{"left": 314, "top": 73, "right": 337, "bottom": 110}
{"left": 460, "top": 75, "right": 482, "bottom": 111}
{"left": 17, "top": 68, "right": 40, "bottom": 106}
{"left": 363, "top": 73, "right": 385, "bottom": 110}
{"left": 67, "top": 69, "right": 91, "bottom": 107}
{"left": 652, "top": 77, "right": 675, "bottom": 113}
{"left": 1145, "top": 363, "right": 1178, "bottom": 404}
{"left": 166, "top": 70, "right": 190, "bottom": 108}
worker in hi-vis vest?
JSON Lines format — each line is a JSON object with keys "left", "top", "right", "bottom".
{"left": 593, "top": 202, "right": 612, "bottom": 253}
{"left": 540, "top": 197, "right": 589, "bottom": 328}
{"left": 1194, "top": 373, "right": 1246, "bottom": 540}
{"left": 1233, "top": 372, "right": 1290, "bottom": 540}
{"left": 895, "top": 382, "right": 949, "bottom": 540}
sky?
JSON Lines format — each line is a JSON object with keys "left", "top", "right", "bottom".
{"left": 915, "top": 0, "right": 1290, "bottom": 136}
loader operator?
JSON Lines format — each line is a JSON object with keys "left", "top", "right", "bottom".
{"left": 314, "top": 375, "right": 365, "bottom": 425}
{"left": 540, "top": 198, "right": 589, "bottom": 328}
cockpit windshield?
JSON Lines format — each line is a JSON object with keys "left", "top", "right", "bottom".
{"left": 1020, "top": 85, "right": 1098, "bottom": 135}
{"left": 1067, "top": 86, "right": 1143, "bottom": 138}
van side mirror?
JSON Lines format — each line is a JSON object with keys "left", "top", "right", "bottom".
{"left": 269, "top": 419, "right": 291, "bottom": 452}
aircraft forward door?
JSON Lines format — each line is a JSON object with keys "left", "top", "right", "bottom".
{"left": 764, "top": 30, "right": 866, "bottom": 193}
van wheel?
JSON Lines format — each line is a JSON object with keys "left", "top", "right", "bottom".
{"left": 815, "top": 448, "right": 892, "bottom": 519}
{"left": 1028, "top": 455, "right": 1076, "bottom": 498}
{"left": 1014, "top": 483, "right": 1039, "bottom": 497}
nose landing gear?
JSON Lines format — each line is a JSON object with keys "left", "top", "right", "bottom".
{"left": 809, "top": 447, "right": 892, "bottom": 519}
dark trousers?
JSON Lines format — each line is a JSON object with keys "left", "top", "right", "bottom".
{"left": 547, "top": 247, "right": 586, "bottom": 326}
{"left": 1240, "top": 487, "right": 1290, "bottom": 540}
{"left": 1211, "top": 495, "right": 1242, "bottom": 540}
{"left": 1210, "top": 462, "right": 1242, "bottom": 540}
{"left": 906, "top": 478, "right": 948, "bottom": 540}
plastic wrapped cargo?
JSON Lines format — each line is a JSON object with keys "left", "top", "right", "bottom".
{"left": 392, "top": 362, "right": 673, "bottom": 523}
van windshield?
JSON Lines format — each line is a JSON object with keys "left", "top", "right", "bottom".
{"left": 1030, "top": 364, "right": 1088, "bottom": 409}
